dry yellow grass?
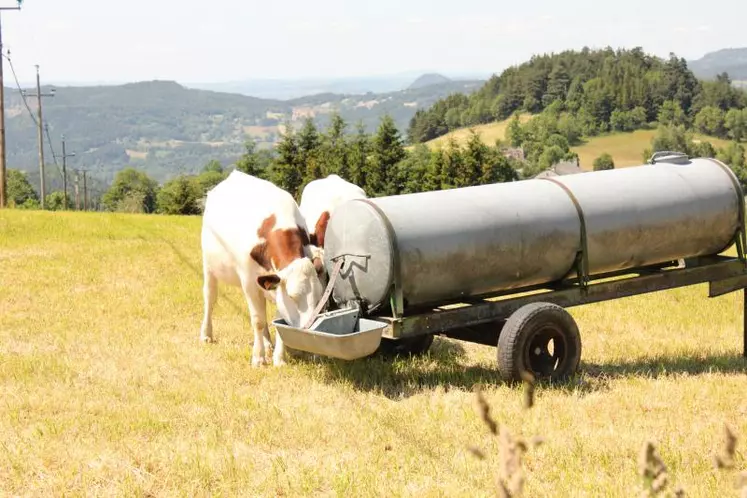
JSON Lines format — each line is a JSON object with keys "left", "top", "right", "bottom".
{"left": 2, "top": 210, "right": 747, "bottom": 496}
{"left": 571, "top": 130, "right": 736, "bottom": 170}
{"left": 426, "top": 118, "right": 744, "bottom": 171}
{"left": 424, "top": 114, "right": 532, "bottom": 150}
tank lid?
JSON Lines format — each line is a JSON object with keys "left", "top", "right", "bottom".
{"left": 649, "top": 151, "right": 690, "bottom": 165}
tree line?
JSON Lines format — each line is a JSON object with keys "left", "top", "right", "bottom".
{"left": 0, "top": 113, "right": 527, "bottom": 216}
{"left": 407, "top": 47, "right": 747, "bottom": 144}
{"left": 10, "top": 105, "right": 744, "bottom": 216}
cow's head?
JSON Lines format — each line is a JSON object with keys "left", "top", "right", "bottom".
{"left": 251, "top": 214, "right": 328, "bottom": 328}
{"left": 257, "top": 256, "right": 325, "bottom": 328}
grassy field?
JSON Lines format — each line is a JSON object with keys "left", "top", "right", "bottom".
{"left": 2, "top": 210, "right": 747, "bottom": 496}
{"left": 424, "top": 114, "right": 532, "bottom": 150}
{"left": 425, "top": 118, "right": 743, "bottom": 170}
{"left": 571, "top": 130, "right": 735, "bottom": 169}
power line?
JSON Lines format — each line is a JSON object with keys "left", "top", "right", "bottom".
{"left": 2, "top": 52, "right": 37, "bottom": 127}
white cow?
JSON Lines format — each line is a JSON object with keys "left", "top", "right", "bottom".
{"left": 199, "top": 170, "right": 325, "bottom": 367}
{"left": 299, "top": 174, "right": 367, "bottom": 259}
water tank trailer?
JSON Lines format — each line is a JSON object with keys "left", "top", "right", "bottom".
{"left": 274, "top": 153, "right": 747, "bottom": 382}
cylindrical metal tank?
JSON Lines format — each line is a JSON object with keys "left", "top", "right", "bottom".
{"left": 323, "top": 158, "right": 744, "bottom": 312}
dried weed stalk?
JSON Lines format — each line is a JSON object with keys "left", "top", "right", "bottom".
{"left": 638, "top": 440, "right": 683, "bottom": 497}
{"left": 468, "top": 382, "right": 543, "bottom": 497}
{"left": 713, "top": 423, "right": 738, "bottom": 470}
{"left": 473, "top": 385, "right": 498, "bottom": 435}
{"left": 521, "top": 371, "right": 535, "bottom": 410}
{"left": 711, "top": 424, "right": 747, "bottom": 497}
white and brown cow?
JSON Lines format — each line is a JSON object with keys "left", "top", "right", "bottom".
{"left": 298, "top": 174, "right": 367, "bottom": 259}
{"left": 199, "top": 170, "right": 325, "bottom": 367}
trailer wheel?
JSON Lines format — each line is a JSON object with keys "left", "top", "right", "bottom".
{"left": 497, "top": 302, "right": 581, "bottom": 382}
{"left": 377, "top": 334, "right": 435, "bottom": 357}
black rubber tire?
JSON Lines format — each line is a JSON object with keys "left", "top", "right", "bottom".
{"left": 377, "top": 334, "right": 435, "bottom": 358}
{"left": 497, "top": 302, "right": 581, "bottom": 382}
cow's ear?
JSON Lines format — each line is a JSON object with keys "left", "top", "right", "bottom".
{"left": 257, "top": 274, "right": 281, "bottom": 291}
{"left": 312, "top": 257, "right": 324, "bottom": 276}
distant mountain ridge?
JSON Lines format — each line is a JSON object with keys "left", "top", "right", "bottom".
{"left": 5, "top": 75, "right": 484, "bottom": 183}
{"left": 688, "top": 47, "right": 747, "bottom": 81}
{"left": 184, "top": 71, "right": 489, "bottom": 100}
{"left": 408, "top": 73, "right": 452, "bottom": 89}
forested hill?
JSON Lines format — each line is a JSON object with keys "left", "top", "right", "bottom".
{"left": 407, "top": 47, "right": 747, "bottom": 144}
{"left": 5, "top": 77, "right": 482, "bottom": 182}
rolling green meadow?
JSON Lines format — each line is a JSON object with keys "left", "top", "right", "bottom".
{"left": 2, "top": 209, "right": 747, "bottom": 497}
{"left": 425, "top": 118, "right": 745, "bottom": 171}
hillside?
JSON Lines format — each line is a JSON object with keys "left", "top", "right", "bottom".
{"left": 424, "top": 118, "right": 743, "bottom": 169}
{"left": 5, "top": 78, "right": 483, "bottom": 183}
{"left": 689, "top": 48, "right": 747, "bottom": 80}
{"left": 407, "top": 47, "right": 747, "bottom": 147}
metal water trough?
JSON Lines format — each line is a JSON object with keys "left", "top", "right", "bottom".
{"left": 275, "top": 153, "right": 747, "bottom": 382}
{"left": 273, "top": 307, "right": 387, "bottom": 361}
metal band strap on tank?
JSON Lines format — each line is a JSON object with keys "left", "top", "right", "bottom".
{"left": 303, "top": 257, "right": 345, "bottom": 330}
{"left": 538, "top": 177, "right": 591, "bottom": 290}
{"left": 704, "top": 158, "right": 747, "bottom": 267}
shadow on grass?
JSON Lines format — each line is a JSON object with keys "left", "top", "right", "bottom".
{"left": 304, "top": 339, "right": 747, "bottom": 400}
{"left": 299, "top": 337, "right": 504, "bottom": 400}
{"left": 582, "top": 351, "right": 747, "bottom": 380}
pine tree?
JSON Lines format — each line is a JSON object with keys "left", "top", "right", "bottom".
{"left": 234, "top": 139, "right": 263, "bottom": 177}
{"left": 320, "top": 113, "right": 349, "bottom": 178}
{"left": 297, "top": 118, "right": 323, "bottom": 189}
{"left": 271, "top": 122, "right": 304, "bottom": 198}
{"left": 423, "top": 149, "right": 444, "bottom": 192}
{"left": 348, "top": 121, "right": 369, "bottom": 188}
{"left": 394, "top": 144, "right": 431, "bottom": 194}
{"left": 367, "top": 115, "right": 406, "bottom": 196}
{"left": 440, "top": 137, "right": 462, "bottom": 190}
{"left": 461, "top": 130, "right": 487, "bottom": 187}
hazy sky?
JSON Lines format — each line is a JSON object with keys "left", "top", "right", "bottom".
{"left": 2, "top": 0, "right": 745, "bottom": 84}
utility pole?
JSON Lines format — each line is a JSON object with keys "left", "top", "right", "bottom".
{"left": 82, "top": 170, "right": 87, "bottom": 211}
{"left": 0, "top": 1, "right": 23, "bottom": 208}
{"left": 61, "top": 135, "right": 75, "bottom": 209}
{"left": 23, "top": 65, "right": 55, "bottom": 208}
{"left": 74, "top": 170, "right": 80, "bottom": 211}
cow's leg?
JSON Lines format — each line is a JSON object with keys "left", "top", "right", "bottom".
{"left": 261, "top": 301, "right": 274, "bottom": 353}
{"left": 240, "top": 279, "right": 269, "bottom": 367}
{"left": 263, "top": 328, "right": 274, "bottom": 354}
{"left": 199, "top": 268, "right": 217, "bottom": 343}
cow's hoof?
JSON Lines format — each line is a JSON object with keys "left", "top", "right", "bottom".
{"left": 273, "top": 358, "right": 287, "bottom": 367}
{"left": 251, "top": 356, "right": 268, "bottom": 367}
{"left": 199, "top": 335, "right": 214, "bottom": 344}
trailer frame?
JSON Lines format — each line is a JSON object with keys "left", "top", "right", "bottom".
{"left": 371, "top": 254, "right": 747, "bottom": 360}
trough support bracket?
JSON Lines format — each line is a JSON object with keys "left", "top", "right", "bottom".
{"left": 303, "top": 256, "right": 345, "bottom": 329}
